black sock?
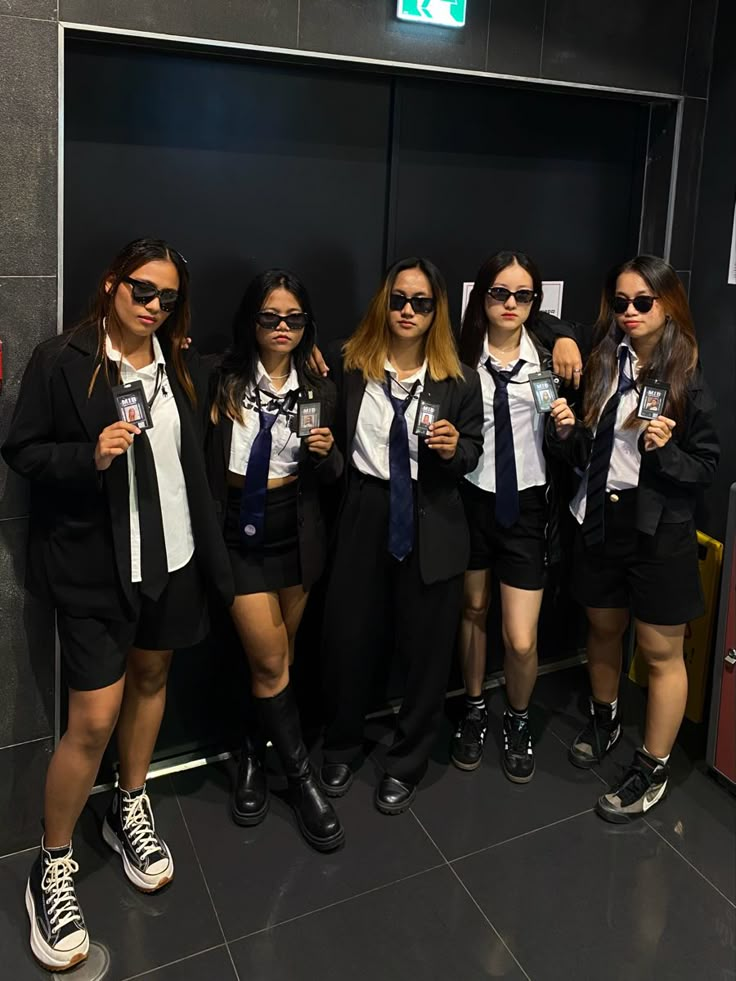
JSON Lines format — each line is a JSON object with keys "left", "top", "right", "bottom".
{"left": 465, "top": 694, "right": 486, "bottom": 714}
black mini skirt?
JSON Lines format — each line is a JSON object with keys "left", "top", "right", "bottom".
{"left": 225, "top": 481, "right": 302, "bottom": 595}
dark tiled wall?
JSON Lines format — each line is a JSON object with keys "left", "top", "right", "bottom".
{"left": 0, "top": 0, "right": 719, "bottom": 855}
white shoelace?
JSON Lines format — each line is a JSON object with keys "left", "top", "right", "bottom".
{"left": 41, "top": 854, "right": 82, "bottom": 936}
{"left": 122, "top": 792, "right": 163, "bottom": 862}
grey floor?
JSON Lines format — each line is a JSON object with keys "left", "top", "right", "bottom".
{"left": 1, "top": 667, "right": 734, "bottom": 980}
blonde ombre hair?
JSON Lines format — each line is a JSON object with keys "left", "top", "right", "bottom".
{"left": 343, "top": 257, "right": 463, "bottom": 383}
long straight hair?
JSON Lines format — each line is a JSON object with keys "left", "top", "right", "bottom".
{"left": 212, "top": 269, "right": 322, "bottom": 423}
{"left": 343, "top": 256, "right": 463, "bottom": 382}
{"left": 82, "top": 238, "right": 195, "bottom": 404}
{"left": 459, "top": 251, "right": 544, "bottom": 367}
{"left": 583, "top": 255, "right": 698, "bottom": 429}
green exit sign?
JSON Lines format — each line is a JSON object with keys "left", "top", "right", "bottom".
{"left": 397, "top": 0, "right": 467, "bottom": 29}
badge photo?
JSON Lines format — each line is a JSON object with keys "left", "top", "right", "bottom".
{"left": 297, "top": 399, "right": 322, "bottom": 438}
{"left": 637, "top": 381, "right": 669, "bottom": 420}
{"left": 413, "top": 399, "right": 441, "bottom": 436}
{"left": 112, "top": 380, "right": 153, "bottom": 430}
{"left": 529, "top": 371, "right": 559, "bottom": 414}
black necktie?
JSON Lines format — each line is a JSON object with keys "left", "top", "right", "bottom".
{"left": 133, "top": 432, "right": 169, "bottom": 600}
{"left": 486, "top": 358, "right": 525, "bottom": 528}
{"left": 582, "top": 347, "right": 636, "bottom": 546}
{"left": 239, "top": 395, "right": 280, "bottom": 548}
{"left": 383, "top": 375, "right": 419, "bottom": 561}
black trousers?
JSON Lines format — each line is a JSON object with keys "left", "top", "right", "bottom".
{"left": 322, "top": 470, "right": 463, "bottom": 784}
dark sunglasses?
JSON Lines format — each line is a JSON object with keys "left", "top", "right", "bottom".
{"left": 389, "top": 292, "right": 436, "bottom": 315}
{"left": 612, "top": 295, "right": 658, "bottom": 315}
{"left": 255, "top": 311, "right": 308, "bottom": 331}
{"left": 486, "top": 287, "right": 537, "bottom": 305}
{"left": 124, "top": 277, "right": 179, "bottom": 312}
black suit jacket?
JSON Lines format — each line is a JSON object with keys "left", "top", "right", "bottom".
{"left": 1, "top": 325, "right": 234, "bottom": 618}
{"left": 205, "top": 375, "right": 343, "bottom": 591}
{"left": 327, "top": 348, "right": 484, "bottom": 584}
{"left": 546, "top": 363, "right": 720, "bottom": 535}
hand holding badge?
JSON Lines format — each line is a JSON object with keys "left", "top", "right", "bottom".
{"left": 637, "top": 381, "right": 669, "bottom": 420}
{"left": 296, "top": 397, "right": 322, "bottom": 438}
{"left": 529, "top": 371, "right": 560, "bottom": 413}
{"left": 413, "top": 397, "right": 441, "bottom": 436}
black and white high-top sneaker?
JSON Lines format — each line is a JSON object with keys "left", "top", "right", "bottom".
{"left": 569, "top": 697, "right": 621, "bottom": 769}
{"left": 25, "top": 840, "right": 89, "bottom": 972}
{"left": 102, "top": 785, "right": 173, "bottom": 893}
{"left": 502, "top": 709, "right": 535, "bottom": 783}
{"left": 450, "top": 703, "right": 488, "bottom": 771}
{"left": 595, "top": 749, "right": 669, "bottom": 823}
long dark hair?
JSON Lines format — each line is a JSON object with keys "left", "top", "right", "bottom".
{"left": 343, "top": 256, "right": 462, "bottom": 382}
{"left": 82, "top": 238, "right": 195, "bottom": 405}
{"left": 212, "top": 269, "right": 321, "bottom": 423}
{"left": 583, "top": 255, "right": 698, "bottom": 430}
{"left": 459, "top": 251, "right": 543, "bottom": 367}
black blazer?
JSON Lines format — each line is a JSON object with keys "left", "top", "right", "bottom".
{"left": 1, "top": 325, "right": 234, "bottom": 618}
{"left": 546, "top": 364, "right": 720, "bottom": 535}
{"left": 327, "top": 349, "right": 484, "bottom": 585}
{"left": 205, "top": 376, "right": 343, "bottom": 591}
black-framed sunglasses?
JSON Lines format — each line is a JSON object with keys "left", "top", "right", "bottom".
{"left": 486, "top": 287, "right": 537, "bottom": 305}
{"left": 389, "top": 292, "right": 436, "bottom": 315}
{"left": 612, "top": 295, "right": 658, "bottom": 315}
{"left": 123, "top": 277, "right": 180, "bottom": 312}
{"left": 255, "top": 311, "right": 308, "bottom": 331}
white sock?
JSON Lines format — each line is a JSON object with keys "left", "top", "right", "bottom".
{"left": 642, "top": 745, "right": 670, "bottom": 765}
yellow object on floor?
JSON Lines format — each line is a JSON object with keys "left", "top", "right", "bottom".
{"left": 628, "top": 530, "right": 724, "bottom": 723}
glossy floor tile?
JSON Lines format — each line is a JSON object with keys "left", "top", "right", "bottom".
{"left": 172, "top": 757, "right": 443, "bottom": 941}
{"left": 229, "top": 865, "right": 525, "bottom": 981}
{"left": 456, "top": 811, "right": 736, "bottom": 981}
{"left": 2, "top": 668, "right": 733, "bottom": 980}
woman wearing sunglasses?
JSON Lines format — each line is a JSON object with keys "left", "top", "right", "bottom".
{"left": 453, "top": 251, "right": 582, "bottom": 782}
{"left": 3, "top": 238, "right": 233, "bottom": 971}
{"left": 548, "top": 255, "right": 719, "bottom": 822}
{"left": 206, "top": 270, "right": 344, "bottom": 851}
{"left": 317, "top": 257, "right": 484, "bottom": 813}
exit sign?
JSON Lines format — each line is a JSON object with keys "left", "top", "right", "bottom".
{"left": 397, "top": 0, "right": 467, "bottom": 29}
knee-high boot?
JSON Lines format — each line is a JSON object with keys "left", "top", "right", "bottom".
{"left": 257, "top": 684, "right": 345, "bottom": 852}
{"left": 231, "top": 716, "right": 269, "bottom": 826}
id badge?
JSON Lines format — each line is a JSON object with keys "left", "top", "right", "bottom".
{"left": 637, "top": 381, "right": 669, "bottom": 420}
{"left": 111, "top": 380, "right": 153, "bottom": 430}
{"left": 296, "top": 399, "right": 322, "bottom": 438}
{"left": 529, "top": 371, "right": 559, "bottom": 413}
{"left": 413, "top": 398, "right": 441, "bottom": 436}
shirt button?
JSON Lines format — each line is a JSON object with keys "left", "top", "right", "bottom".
{"left": 609, "top": 493, "right": 620, "bottom": 503}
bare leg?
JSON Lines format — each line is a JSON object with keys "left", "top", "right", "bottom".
{"left": 500, "top": 583, "right": 544, "bottom": 710}
{"left": 280, "top": 584, "right": 309, "bottom": 668}
{"left": 116, "top": 648, "right": 173, "bottom": 790}
{"left": 458, "top": 569, "right": 492, "bottom": 697}
{"left": 231, "top": 592, "right": 290, "bottom": 697}
{"left": 635, "top": 620, "right": 687, "bottom": 759}
{"left": 584, "top": 607, "right": 630, "bottom": 703}
{"left": 44, "top": 680, "right": 125, "bottom": 847}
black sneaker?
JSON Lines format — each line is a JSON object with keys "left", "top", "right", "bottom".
{"left": 502, "top": 710, "right": 535, "bottom": 783}
{"left": 450, "top": 704, "right": 488, "bottom": 771}
{"left": 102, "top": 785, "right": 173, "bottom": 893}
{"left": 596, "top": 749, "right": 669, "bottom": 823}
{"left": 569, "top": 697, "right": 622, "bottom": 769}
{"left": 25, "top": 841, "right": 89, "bottom": 972}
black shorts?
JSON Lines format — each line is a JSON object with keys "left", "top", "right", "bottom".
{"left": 571, "top": 490, "right": 704, "bottom": 625}
{"left": 461, "top": 480, "right": 547, "bottom": 590}
{"left": 56, "top": 558, "right": 209, "bottom": 692}
{"left": 225, "top": 482, "right": 302, "bottom": 595}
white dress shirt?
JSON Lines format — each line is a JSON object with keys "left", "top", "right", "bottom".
{"left": 106, "top": 333, "right": 195, "bottom": 582}
{"left": 229, "top": 360, "right": 301, "bottom": 480}
{"left": 352, "top": 361, "right": 427, "bottom": 482}
{"left": 571, "top": 337, "right": 645, "bottom": 524}
{"left": 465, "top": 327, "right": 547, "bottom": 494}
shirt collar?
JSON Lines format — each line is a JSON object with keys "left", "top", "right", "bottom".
{"left": 384, "top": 359, "right": 427, "bottom": 387}
{"left": 481, "top": 326, "right": 539, "bottom": 369}
{"left": 105, "top": 330, "right": 166, "bottom": 368}
{"left": 255, "top": 358, "right": 300, "bottom": 396}
{"left": 616, "top": 335, "right": 639, "bottom": 370}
